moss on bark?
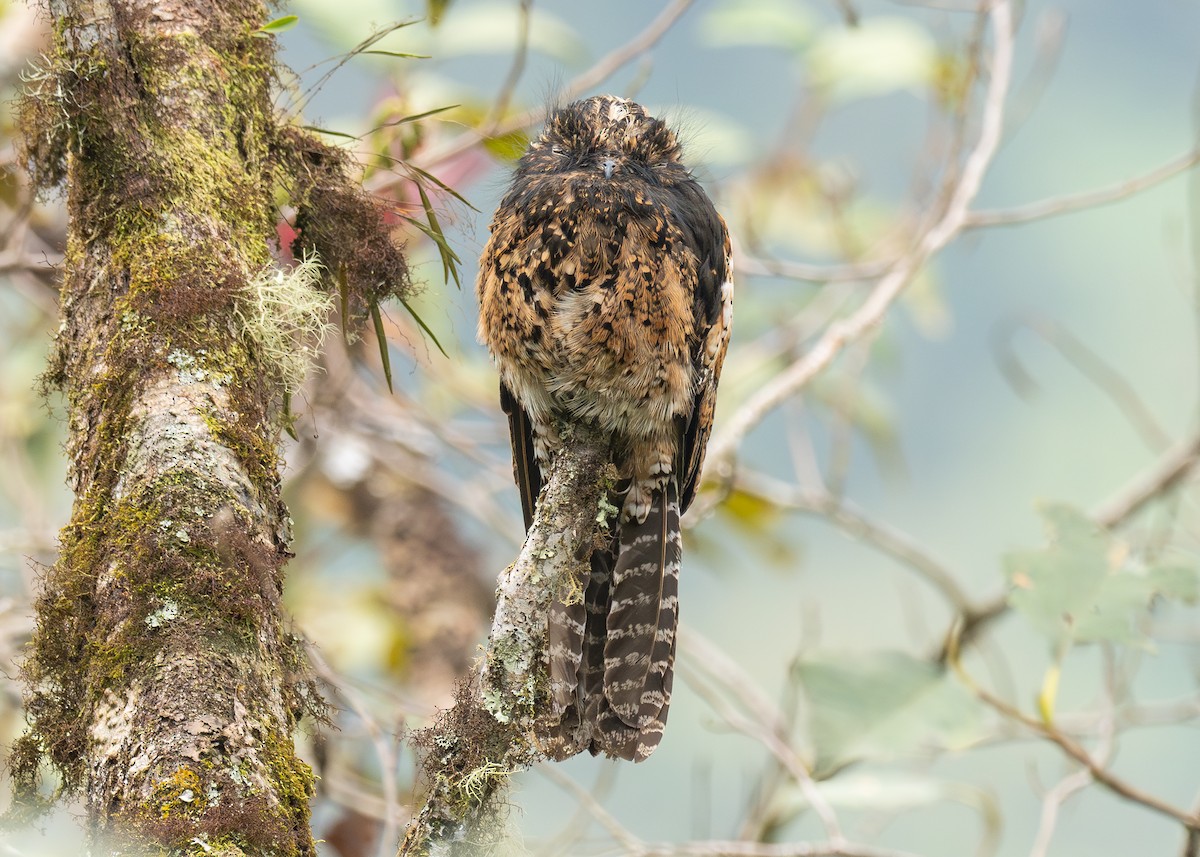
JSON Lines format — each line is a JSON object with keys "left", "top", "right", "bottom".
{"left": 8, "top": 1, "right": 411, "bottom": 852}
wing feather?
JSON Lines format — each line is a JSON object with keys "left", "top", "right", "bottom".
{"left": 499, "top": 381, "right": 541, "bottom": 531}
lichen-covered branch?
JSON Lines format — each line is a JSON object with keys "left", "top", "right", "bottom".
{"left": 400, "top": 427, "right": 611, "bottom": 856}
{"left": 7, "top": 1, "right": 407, "bottom": 853}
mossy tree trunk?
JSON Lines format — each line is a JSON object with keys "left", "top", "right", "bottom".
{"left": 12, "top": 1, "right": 343, "bottom": 853}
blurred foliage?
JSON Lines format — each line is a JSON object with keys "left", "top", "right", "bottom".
{"left": 1006, "top": 504, "right": 1199, "bottom": 648}
{"left": 2, "top": 0, "right": 1200, "bottom": 856}
{"left": 796, "top": 651, "right": 985, "bottom": 775}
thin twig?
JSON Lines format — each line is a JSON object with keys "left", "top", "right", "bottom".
{"left": 536, "top": 765, "right": 644, "bottom": 852}
{"left": 707, "top": 0, "right": 1016, "bottom": 471}
{"left": 947, "top": 629, "right": 1200, "bottom": 834}
{"left": 731, "top": 471, "right": 977, "bottom": 615}
{"left": 417, "top": 0, "right": 695, "bottom": 168}
{"left": 681, "top": 629, "right": 849, "bottom": 848}
{"left": 480, "top": 0, "right": 534, "bottom": 133}
{"left": 308, "top": 643, "right": 404, "bottom": 857}
{"left": 636, "top": 840, "right": 929, "bottom": 857}
{"left": 1092, "top": 431, "right": 1200, "bottom": 527}
{"left": 1027, "top": 693, "right": 1116, "bottom": 857}
{"left": 832, "top": 0, "right": 860, "bottom": 26}
{"left": 992, "top": 313, "right": 1173, "bottom": 452}
{"left": 966, "top": 148, "right": 1200, "bottom": 228}
{"left": 735, "top": 253, "right": 891, "bottom": 284}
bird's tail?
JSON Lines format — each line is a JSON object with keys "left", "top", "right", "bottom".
{"left": 592, "top": 475, "right": 681, "bottom": 761}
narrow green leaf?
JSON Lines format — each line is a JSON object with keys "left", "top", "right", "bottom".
{"left": 301, "top": 125, "right": 359, "bottom": 141}
{"left": 415, "top": 181, "right": 461, "bottom": 289}
{"left": 796, "top": 651, "right": 984, "bottom": 774}
{"left": 400, "top": 215, "right": 462, "bottom": 261}
{"left": 400, "top": 296, "right": 449, "bottom": 359}
{"left": 258, "top": 14, "right": 299, "bottom": 34}
{"left": 429, "top": 0, "right": 451, "bottom": 26}
{"left": 405, "top": 163, "right": 477, "bottom": 210}
{"left": 282, "top": 391, "right": 299, "bottom": 441}
{"left": 290, "top": 20, "right": 421, "bottom": 117}
{"left": 371, "top": 303, "right": 393, "bottom": 393}
{"left": 400, "top": 214, "right": 463, "bottom": 290}
{"left": 361, "top": 50, "right": 431, "bottom": 59}
{"left": 384, "top": 104, "right": 460, "bottom": 127}
{"left": 1006, "top": 503, "right": 1200, "bottom": 647}
{"left": 482, "top": 130, "right": 531, "bottom": 162}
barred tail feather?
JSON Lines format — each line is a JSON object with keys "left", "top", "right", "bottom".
{"left": 542, "top": 520, "right": 617, "bottom": 760}
{"left": 595, "top": 477, "right": 681, "bottom": 761}
{"left": 548, "top": 597, "right": 585, "bottom": 718}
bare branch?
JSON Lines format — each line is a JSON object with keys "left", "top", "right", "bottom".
{"left": 734, "top": 253, "right": 891, "bottom": 284}
{"left": 399, "top": 426, "right": 611, "bottom": 855}
{"left": 707, "top": 0, "right": 1016, "bottom": 471}
{"left": 536, "top": 765, "right": 644, "bottom": 853}
{"left": 419, "top": 0, "right": 696, "bottom": 169}
{"left": 730, "top": 471, "right": 977, "bottom": 615}
{"left": 991, "top": 313, "right": 1173, "bottom": 452}
{"left": 636, "top": 839, "right": 930, "bottom": 857}
{"left": 948, "top": 632, "right": 1200, "bottom": 835}
{"left": 307, "top": 643, "right": 405, "bottom": 857}
{"left": 967, "top": 148, "right": 1200, "bottom": 228}
{"left": 1092, "top": 431, "right": 1200, "bottom": 527}
{"left": 480, "top": 0, "right": 534, "bottom": 134}
{"left": 681, "top": 628, "right": 846, "bottom": 845}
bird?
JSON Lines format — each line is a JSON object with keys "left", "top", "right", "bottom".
{"left": 476, "top": 95, "right": 732, "bottom": 761}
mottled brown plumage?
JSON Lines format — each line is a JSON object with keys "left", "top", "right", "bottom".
{"left": 477, "top": 95, "right": 733, "bottom": 761}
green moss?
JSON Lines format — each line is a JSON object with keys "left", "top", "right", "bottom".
{"left": 151, "top": 767, "right": 206, "bottom": 820}
{"left": 8, "top": 5, "right": 388, "bottom": 853}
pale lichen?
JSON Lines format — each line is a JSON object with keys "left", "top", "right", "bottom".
{"left": 234, "top": 257, "right": 333, "bottom": 395}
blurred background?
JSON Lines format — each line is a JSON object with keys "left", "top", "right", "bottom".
{"left": 3, "top": 1, "right": 1200, "bottom": 855}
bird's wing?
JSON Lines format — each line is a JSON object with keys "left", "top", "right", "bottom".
{"left": 499, "top": 380, "right": 541, "bottom": 532}
{"left": 678, "top": 193, "right": 733, "bottom": 513}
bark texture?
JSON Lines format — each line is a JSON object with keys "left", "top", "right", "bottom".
{"left": 400, "top": 427, "right": 611, "bottom": 856}
{"left": 11, "top": 2, "right": 341, "bottom": 853}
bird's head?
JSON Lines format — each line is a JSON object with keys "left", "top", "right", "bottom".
{"left": 518, "top": 95, "right": 687, "bottom": 185}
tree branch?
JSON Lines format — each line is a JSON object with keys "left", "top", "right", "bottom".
{"left": 1091, "top": 431, "right": 1200, "bottom": 527}
{"left": 707, "top": 0, "right": 1016, "bottom": 472}
{"left": 966, "top": 148, "right": 1200, "bottom": 228}
{"left": 399, "top": 426, "right": 612, "bottom": 856}
{"left": 417, "top": 0, "right": 696, "bottom": 169}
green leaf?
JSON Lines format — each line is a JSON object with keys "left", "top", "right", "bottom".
{"left": 258, "top": 14, "right": 299, "bottom": 34}
{"left": 399, "top": 296, "right": 449, "bottom": 359}
{"left": 361, "top": 50, "right": 431, "bottom": 59}
{"left": 808, "top": 17, "right": 938, "bottom": 102}
{"left": 383, "top": 104, "right": 460, "bottom": 126}
{"left": 400, "top": 212, "right": 463, "bottom": 290}
{"left": 282, "top": 391, "right": 299, "bottom": 441}
{"left": 699, "top": 0, "right": 814, "bottom": 51}
{"left": 796, "top": 651, "right": 984, "bottom": 774}
{"left": 764, "top": 771, "right": 996, "bottom": 832}
{"left": 415, "top": 180, "right": 457, "bottom": 289}
{"left": 433, "top": 4, "right": 585, "bottom": 63}
{"left": 404, "top": 163, "right": 477, "bottom": 210}
{"left": 1006, "top": 503, "right": 1200, "bottom": 646}
{"left": 371, "top": 303, "right": 393, "bottom": 393}
{"left": 429, "top": 0, "right": 451, "bottom": 26}
{"left": 482, "top": 129, "right": 531, "bottom": 163}
{"left": 301, "top": 125, "right": 359, "bottom": 141}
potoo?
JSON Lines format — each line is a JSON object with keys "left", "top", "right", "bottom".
{"left": 477, "top": 95, "right": 733, "bottom": 761}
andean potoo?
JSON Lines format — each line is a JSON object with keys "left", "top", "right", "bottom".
{"left": 477, "top": 95, "right": 733, "bottom": 761}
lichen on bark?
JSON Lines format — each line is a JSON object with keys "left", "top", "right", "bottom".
{"left": 8, "top": 1, "right": 410, "bottom": 853}
{"left": 401, "top": 426, "right": 613, "bottom": 857}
